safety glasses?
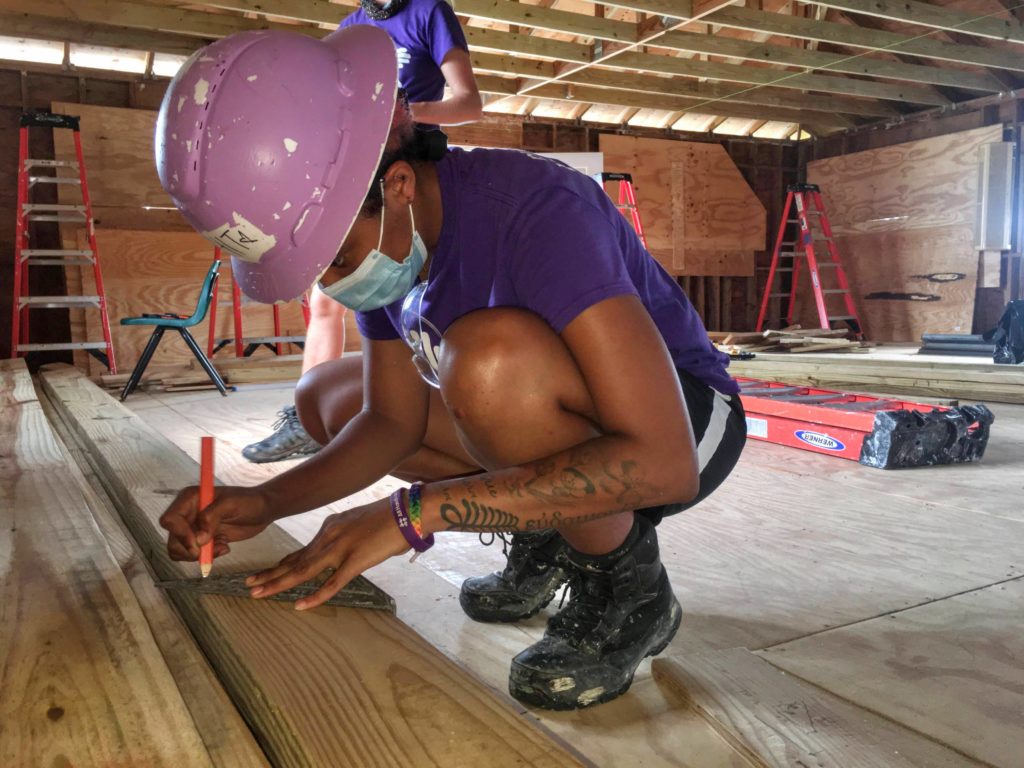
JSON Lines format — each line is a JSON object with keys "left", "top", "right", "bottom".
{"left": 399, "top": 281, "right": 441, "bottom": 389}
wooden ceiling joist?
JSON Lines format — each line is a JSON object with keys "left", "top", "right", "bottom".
{"left": 463, "top": 26, "right": 593, "bottom": 63}
{"left": 608, "top": 50, "right": 951, "bottom": 105}
{"left": 475, "top": 51, "right": 898, "bottom": 117}
{"left": 705, "top": 5, "right": 1024, "bottom": 73}
{"left": 656, "top": 29, "right": 1006, "bottom": 93}
{"left": 0, "top": 0, "right": 313, "bottom": 39}
{"left": 524, "top": 81, "right": 855, "bottom": 131}
{"left": 558, "top": 66, "right": 902, "bottom": 117}
{"left": 575, "top": 0, "right": 691, "bottom": 17}
{"left": 455, "top": 0, "right": 637, "bottom": 42}
{"left": 0, "top": 12, "right": 210, "bottom": 56}
{"left": 806, "top": 0, "right": 1024, "bottom": 43}
{"left": 477, "top": 72, "right": 854, "bottom": 129}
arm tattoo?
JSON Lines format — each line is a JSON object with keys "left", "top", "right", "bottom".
{"left": 525, "top": 466, "right": 596, "bottom": 502}
{"left": 440, "top": 500, "right": 520, "bottom": 532}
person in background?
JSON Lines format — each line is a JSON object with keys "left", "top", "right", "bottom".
{"left": 242, "top": 0, "right": 482, "bottom": 463}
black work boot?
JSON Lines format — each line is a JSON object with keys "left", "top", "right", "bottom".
{"left": 508, "top": 516, "right": 682, "bottom": 710}
{"left": 241, "top": 405, "right": 321, "bottom": 463}
{"left": 459, "top": 531, "right": 571, "bottom": 623}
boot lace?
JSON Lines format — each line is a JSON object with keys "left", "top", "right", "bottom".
{"left": 271, "top": 406, "right": 300, "bottom": 433}
{"left": 549, "top": 569, "right": 613, "bottom": 645}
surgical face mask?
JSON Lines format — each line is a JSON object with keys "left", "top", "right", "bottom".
{"left": 319, "top": 204, "right": 426, "bottom": 311}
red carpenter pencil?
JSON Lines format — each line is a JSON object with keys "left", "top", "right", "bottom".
{"left": 199, "top": 436, "right": 215, "bottom": 578}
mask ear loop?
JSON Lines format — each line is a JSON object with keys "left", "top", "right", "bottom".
{"left": 376, "top": 179, "right": 386, "bottom": 251}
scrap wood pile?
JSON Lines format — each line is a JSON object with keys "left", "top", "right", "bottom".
{"left": 710, "top": 326, "right": 874, "bottom": 355}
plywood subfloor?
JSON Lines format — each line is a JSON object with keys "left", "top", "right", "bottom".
{"left": 126, "top": 383, "right": 1024, "bottom": 767}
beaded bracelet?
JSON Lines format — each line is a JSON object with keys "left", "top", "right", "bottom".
{"left": 388, "top": 487, "right": 434, "bottom": 560}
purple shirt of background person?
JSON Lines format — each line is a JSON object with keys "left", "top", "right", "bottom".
{"left": 340, "top": 0, "right": 468, "bottom": 106}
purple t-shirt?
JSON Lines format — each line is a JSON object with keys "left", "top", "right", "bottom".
{"left": 340, "top": 0, "right": 467, "bottom": 105}
{"left": 357, "top": 148, "right": 739, "bottom": 395}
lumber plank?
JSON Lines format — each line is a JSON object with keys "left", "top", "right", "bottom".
{"left": 0, "top": 364, "right": 215, "bottom": 767}
{"left": 39, "top": 392, "right": 270, "bottom": 768}
{"left": 38, "top": 364, "right": 587, "bottom": 768}
{"left": 761, "top": 580, "right": 1024, "bottom": 768}
{"left": 652, "top": 649, "right": 985, "bottom": 767}
{"left": 0, "top": 358, "right": 37, "bottom": 406}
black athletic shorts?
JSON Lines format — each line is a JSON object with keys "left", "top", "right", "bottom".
{"left": 637, "top": 368, "right": 747, "bottom": 525}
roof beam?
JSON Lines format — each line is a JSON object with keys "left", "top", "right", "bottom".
{"left": 610, "top": 50, "right": 950, "bottom": 105}
{"left": 475, "top": 51, "right": 897, "bottom": 116}
{"left": 456, "top": 0, "right": 637, "bottom": 42}
{"left": 657, "top": 29, "right": 1005, "bottom": 93}
{"left": 806, "top": 0, "right": 1024, "bottom": 43}
{"left": 705, "top": 5, "right": 1024, "bottom": 73}
{"left": 0, "top": 12, "right": 208, "bottom": 55}
{"left": 0, "top": 0, "right": 324, "bottom": 39}
{"left": 575, "top": 0, "right": 692, "bottom": 17}
{"left": 169, "top": 0, "right": 348, "bottom": 26}
{"left": 560, "top": 66, "right": 900, "bottom": 116}
{"left": 524, "top": 81, "right": 855, "bottom": 131}
{"left": 464, "top": 26, "right": 593, "bottom": 63}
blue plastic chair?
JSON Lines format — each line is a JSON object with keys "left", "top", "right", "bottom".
{"left": 119, "top": 259, "right": 231, "bottom": 400}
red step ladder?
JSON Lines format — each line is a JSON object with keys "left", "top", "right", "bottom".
{"left": 756, "top": 183, "right": 863, "bottom": 339}
{"left": 207, "top": 249, "right": 311, "bottom": 358}
{"left": 597, "top": 172, "right": 648, "bottom": 249}
{"left": 11, "top": 112, "right": 116, "bottom": 371}
{"left": 738, "top": 377, "right": 992, "bottom": 468}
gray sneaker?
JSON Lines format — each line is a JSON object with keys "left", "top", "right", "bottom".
{"left": 241, "top": 405, "right": 321, "bottom": 463}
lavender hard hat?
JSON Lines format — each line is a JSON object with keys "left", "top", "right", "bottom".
{"left": 155, "top": 26, "right": 398, "bottom": 303}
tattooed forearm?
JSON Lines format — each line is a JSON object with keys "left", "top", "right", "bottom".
{"left": 440, "top": 500, "right": 520, "bottom": 531}
{"left": 524, "top": 509, "right": 619, "bottom": 531}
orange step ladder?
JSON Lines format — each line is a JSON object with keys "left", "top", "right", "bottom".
{"left": 596, "top": 171, "right": 648, "bottom": 249}
{"left": 11, "top": 111, "right": 116, "bottom": 371}
{"left": 756, "top": 183, "right": 863, "bottom": 338}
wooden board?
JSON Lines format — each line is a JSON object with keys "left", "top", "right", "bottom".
{"left": 807, "top": 125, "right": 1002, "bottom": 237}
{"left": 599, "top": 135, "right": 765, "bottom": 277}
{"left": 761, "top": 580, "right": 1024, "bottom": 768}
{"left": 652, "top": 649, "right": 983, "bottom": 768}
{"left": 50, "top": 101, "right": 175, "bottom": 213}
{"left": 829, "top": 225, "right": 978, "bottom": 341}
{"left": 807, "top": 125, "right": 1002, "bottom": 341}
{"left": 0, "top": 362, "right": 216, "bottom": 767}
{"left": 39, "top": 391, "right": 270, "bottom": 768}
{"left": 39, "top": 364, "right": 586, "bottom": 768}
{"left": 727, "top": 354, "right": 1024, "bottom": 403}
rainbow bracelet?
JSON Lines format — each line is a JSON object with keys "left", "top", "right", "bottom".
{"left": 408, "top": 482, "right": 425, "bottom": 538}
{"left": 388, "top": 487, "right": 434, "bottom": 557}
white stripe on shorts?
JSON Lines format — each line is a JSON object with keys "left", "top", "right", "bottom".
{"left": 697, "top": 391, "right": 733, "bottom": 472}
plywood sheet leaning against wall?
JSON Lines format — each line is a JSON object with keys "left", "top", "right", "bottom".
{"left": 807, "top": 125, "right": 1002, "bottom": 341}
{"left": 0, "top": 359, "right": 218, "bottom": 767}
{"left": 39, "top": 364, "right": 587, "bottom": 768}
{"left": 598, "top": 135, "right": 765, "bottom": 276}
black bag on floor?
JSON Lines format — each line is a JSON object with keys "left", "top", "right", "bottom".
{"left": 983, "top": 299, "right": 1024, "bottom": 365}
